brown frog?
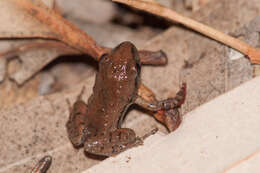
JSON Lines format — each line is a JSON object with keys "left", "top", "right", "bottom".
{"left": 66, "top": 41, "right": 186, "bottom": 156}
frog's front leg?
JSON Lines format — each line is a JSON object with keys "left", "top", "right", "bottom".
{"left": 84, "top": 128, "right": 143, "bottom": 156}
{"left": 136, "top": 83, "right": 186, "bottom": 132}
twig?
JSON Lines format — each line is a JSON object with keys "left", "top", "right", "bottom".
{"left": 221, "top": 148, "right": 260, "bottom": 173}
{"left": 113, "top": 0, "right": 260, "bottom": 64}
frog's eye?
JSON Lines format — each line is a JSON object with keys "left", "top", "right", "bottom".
{"left": 99, "top": 53, "right": 108, "bottom": 62}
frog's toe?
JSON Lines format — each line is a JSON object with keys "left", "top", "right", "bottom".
{"left": 155, "top": 108, "right": 182, "bottom": 132}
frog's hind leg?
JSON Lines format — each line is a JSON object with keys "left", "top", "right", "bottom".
{"left": 67, "top": 86, "right": 87, "bottom": 120}
{"left": 135, "top": 83, "right": 186, "bottom": 132}
{"left": 84, "top": 128, "right": 143, "bottom": 156}
{"left": 66, "top": 86, "right": 88, "bottom": 147}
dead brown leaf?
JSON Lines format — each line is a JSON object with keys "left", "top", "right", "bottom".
{"left": 0, "top": 0, "right": 58, "bottom": 108}
{"left": 0, "top": 0, "right": 102, "bottom": 108}
{"left": 11, "top": 0, "right": 105, "bottom": 58}
{"left": 5, "top": 41, "right": 79, "bottom": 84}
{"left": 0, "top": 0, "right": 109, "bottom": 87}
{"left": 0, "top": 0, "right": 55, "bottom": 39}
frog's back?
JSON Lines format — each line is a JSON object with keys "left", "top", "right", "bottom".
{"left": 86, "top": 42, "right": 141, "bottom": 131}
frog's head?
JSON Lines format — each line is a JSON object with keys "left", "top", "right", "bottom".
{"left": 110, "top": 41, "right": 140, "bottom": 65}
{"left": 99, "top": 41, "right": 141, "bottom": 85}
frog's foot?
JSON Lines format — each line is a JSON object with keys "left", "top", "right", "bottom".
{"left": 155, "top": 108, "right": 182, "bottom": 132}
{"left": 84, "top": 128, "right": 142, "bottom": 157}
{"left": 157, "top": 83, "right": 186, "bottom": 110}
{"left": 154, "top": 84, "right": 186, "bottom": 132}
{"left": 136, "top": 83, "right": 186, "bottom": 132}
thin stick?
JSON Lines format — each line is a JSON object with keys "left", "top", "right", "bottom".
{"left": 113, "top": 0, "right": 260, "bottom": 64}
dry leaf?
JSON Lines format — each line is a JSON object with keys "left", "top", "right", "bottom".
{"left": 0, "top": 0, "right": 57, "bottom": 83}
{"left": 11, "top": 0, "right": 105, "bottom": 58}
{"left": 0, "top": 0, "right": 55, "bottom": 39}
{"left": 7, "top": 41, "right": 79, "bottom": 85}
{"left": 0, "top": 0, "right": 57, "bottom": 108}
{"left": 0, "top": 0, "right": 107, "bottom": 85}
{"left": 0, "top": 0, "right": 100, "bottom": 108}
